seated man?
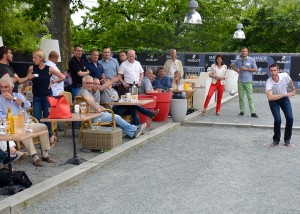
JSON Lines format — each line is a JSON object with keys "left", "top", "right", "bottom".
{"left": 140, "top": 68, "right": 157, "bottom": 94}
{"left": 152, "top": 67, "right": 171, "bottom": 91}
{"left": 94, "top": 78, "right": 159, "bottom": 125}
{"left": 78, "top": 75, "right": 146, "bottom": 138}
{"left": 172, "top": 71, "right": 186, "bottom": 99}
{"left": 0, "top": 76, "right": 55, "bottom": 167}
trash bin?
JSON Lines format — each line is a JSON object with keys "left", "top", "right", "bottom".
{"left": 138, "top": 95, "right": 157, "bottom": 127}
{"left": 146, "top": 92, "right": 172, "bottom": 122}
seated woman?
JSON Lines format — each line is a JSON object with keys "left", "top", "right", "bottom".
{"left": 171, "top": 71, "right": 186, "bottom": 99}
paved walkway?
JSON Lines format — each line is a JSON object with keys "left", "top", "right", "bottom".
{"left": 14, "top": 92, "right": 300, "bottom": 214}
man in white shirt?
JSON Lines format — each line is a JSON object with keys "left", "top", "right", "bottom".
{"left": 118, "top": 50, "right": 144, "bottom": 91}
{"left": 45, "top": 51, "right": 64, "bottom": 96}
{"left": 265, "top": 63, "right": 296, "bottom": 146}
{"left": 164, "top": 49, "right": 183, "bottom": 79}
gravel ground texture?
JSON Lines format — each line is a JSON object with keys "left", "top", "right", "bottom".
{"left": 15, "top": 92, "right": 300, "bottom": 214}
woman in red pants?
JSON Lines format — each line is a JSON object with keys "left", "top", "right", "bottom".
{"left": 202, "top": 55, "right": 227, "bottom": 115}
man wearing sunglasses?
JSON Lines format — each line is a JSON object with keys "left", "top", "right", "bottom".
{"left": 78, "top": 75, "right": 146, "bottom": 139}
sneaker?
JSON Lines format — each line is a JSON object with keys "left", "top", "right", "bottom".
{"left": 272, "top": 141, "right": 279, "bottom": 146}
{"left": 251, "top": 113, "right": 259, "bottom": 118}
{"left": 150, "top": 109, "right": 160, "bottom": 119}
{"left": 133, "top": 123, "right": 146, "bottom": 139}
{"left": 284, "top": 140, "right": 291, "bottom": 146}
{"left": 13, "top": 151, "right": 28, "bottom": 163}
{"left": 238, "top": 112, "right": 244, "bottom": 116}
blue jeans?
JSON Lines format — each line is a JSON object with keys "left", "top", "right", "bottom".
{"left": 93, "top": 112, "right": 137, "bottom": 138}
{"left": 112, "top": 106, "right": 152, "bottom": 125}
{"left": 33, "top": 95, "right": 51, "bottom": 137}
{"left": 71, "top": 87, "right": 81, "bottom": 102}
{"left": 0, "top": 149, "right": 7, "bottom": 163}
{"left": 269, "top": 97, "right": 293, "bottom": 142}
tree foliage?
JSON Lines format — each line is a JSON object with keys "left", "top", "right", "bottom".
{"left": 2, "top": 0, "right": 300, "bottom": 56}
{"left": 0, "top": 1, "right": 48, "bottom": 52}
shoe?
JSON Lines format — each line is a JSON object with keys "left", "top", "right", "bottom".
{"left": 216, "top": 112, "right": 220, "bottom": 116}
{"left": 150, "top": 109, "right": 160, "bottom": 119}
{"left": 42, "top": 156, "right": 57, "bottom": 163}
{"left": 133, "top": 123, "right": 146, "bottom": 139}
{"left": 32, "top": 159, "right": 42, "bottom": 167}
{"left": 284, "top": 140, "right": 291, "bottom": 146}
{"left": 13, "top": 151, "right": 28, "bottom": 163}
{"left": 202, "top": 108, "right": 207, "bottom": 113}
{"left": 251, "top": 113, "right": 259, "bottom": 118}
{"left": 238, "top": 112, "right": 244, "bottom": 116}
{"left": 272, "top": 141, "right": 279, "bottom": 146}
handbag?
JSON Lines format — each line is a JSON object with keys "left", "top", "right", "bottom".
{"left": 0, "top": 170, "right": 32, "bottom": 188}
{"left": 47, "top": 95, "right": 72, "bottom": 119}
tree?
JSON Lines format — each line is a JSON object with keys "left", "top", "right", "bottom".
{"left": 0, "top": 1, "right": 48, "bottom": 52}
{"left": 14, "top": 0, "right": 84, "bottom": 71}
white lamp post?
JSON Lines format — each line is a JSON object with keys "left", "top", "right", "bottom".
{"left": 40, "top": 39, "right": 61, "bottom": 62}
{"left": 233, "top": 23, "right": 246, "bottom": 39}
{"left": 184, "top": 0, "right": 202, "bottom": 24}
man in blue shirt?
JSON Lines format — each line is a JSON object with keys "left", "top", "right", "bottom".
{"left": 99, "top": 47, "right": 119, "bottom": 80}
{"left": 86, "top": 50, "right": 103, "bottom": 80}
{"left": 152, "top": 67, "right": 171, "bottom": 91}
{"left": 231, "top": 47, "right": 259, "bottom": 118}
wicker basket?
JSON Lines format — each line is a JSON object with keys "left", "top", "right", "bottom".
{"left": 82, "top": 127, "right": 122, "bottom": 151}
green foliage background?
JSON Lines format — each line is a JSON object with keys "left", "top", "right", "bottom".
{"left": 1, "top": 0, "right": 300, "bottom": 54}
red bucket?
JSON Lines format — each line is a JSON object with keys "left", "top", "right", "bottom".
{"left": 146, "top": 92, "right": 172, "bottom": 122}
{"left": 138, "top": 95, "right": 157, "bottom": 127}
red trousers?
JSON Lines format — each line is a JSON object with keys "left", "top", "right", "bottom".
{"left": 203, "top": 80, "right": 224, "bottom": 113}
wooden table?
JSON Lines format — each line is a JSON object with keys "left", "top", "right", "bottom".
{"left": 0, "top": 129, "right": 48, "bottom": 195}
{"left": 106, "top": 99, "right": 154, "bottom": 106}
{"left": 41, "top": 113, "right": 102, "bottom": 165}
{"left": 105, "top": 100, "right": 154, "bottom": 124}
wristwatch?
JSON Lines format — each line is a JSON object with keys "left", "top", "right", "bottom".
{"left": 13, "top": 97, "right": 17, "bottom": 102}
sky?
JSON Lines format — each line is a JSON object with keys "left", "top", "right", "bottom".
{"left": 71, "top": 0, "right": 99, "bottom": 25}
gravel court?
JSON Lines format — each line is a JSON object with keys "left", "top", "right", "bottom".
{"left": 18, "top": 124, "right": 300, "bottom": 214}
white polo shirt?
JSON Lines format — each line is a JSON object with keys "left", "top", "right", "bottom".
{"left": 119, "top": 60, "right": 144, "bottom": 84}
{"left": 45, "top": 60, "right": 64, "bottom": 96}
{"left": 265, "top": 73, "right": 291, "bottom": 95}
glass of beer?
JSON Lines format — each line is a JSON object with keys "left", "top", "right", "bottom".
{"left": 79, "top": 102, "right": 87, "bottom": 117}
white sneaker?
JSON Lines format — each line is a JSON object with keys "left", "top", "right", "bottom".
{"left": 134, "top": 123, "right": 146, "bottom": 139}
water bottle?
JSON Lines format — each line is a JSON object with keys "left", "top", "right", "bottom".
{"left": 131, "top": 82, "right": 138, "bottom": 103}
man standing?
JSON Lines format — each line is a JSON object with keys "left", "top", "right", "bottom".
{"left": 230, "top": 47, "right": 259, "bottom": 118}
{"left": 118, "top": 50, "right": 144, "bottom": 91}
{"left": 86, "top": 49, "right": 103, "bottom": 80}
{"left": 0, "top": 46, "right": 34, "bottom": 92}
{"left": 265, "top": 63, "right": 296, "bottom": 146}
{"left": 118, "top": 51, "right": 127, "bottom": 64}
{"left": 99, "top": 47, "right": 119, "bottom": 80}
{"left": 45, "top": 51, "right": 64, "bottom": 96}
{"left": 164, "top": 49, "right": 183, "bottom": 79}
{"left": 68, "top": 45, "right": 90, "bottom": 100}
